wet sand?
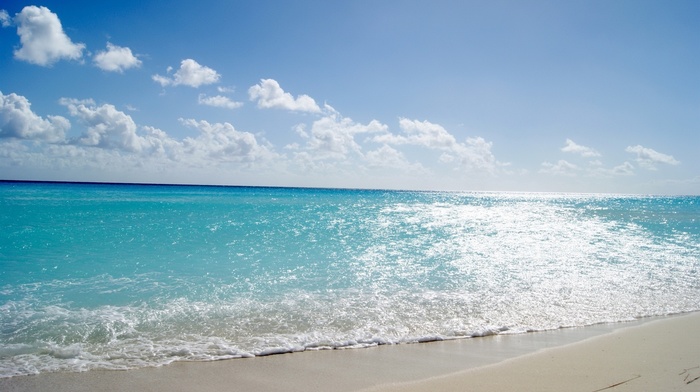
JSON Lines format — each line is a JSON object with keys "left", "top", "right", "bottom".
{"left": 2, "top": 313, "right": 698, "bottom": 392}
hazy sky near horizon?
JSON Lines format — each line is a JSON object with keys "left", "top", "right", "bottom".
{"left": 1, "top": 1, "right": 698, "bottom": 193}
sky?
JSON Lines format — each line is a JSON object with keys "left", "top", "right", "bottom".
{"left": 0, "top": 0, "right": 698, "bottom": 194}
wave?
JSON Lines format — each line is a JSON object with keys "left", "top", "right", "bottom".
{"left": 1, "top": 187, "right": 699, "bottom": 378}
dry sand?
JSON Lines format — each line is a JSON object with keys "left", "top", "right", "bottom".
{"left": 369, "top": 312, "right": 700, "bottom": 392}
{"left": 1, "top": 312, "right": 698, "bottom": 392}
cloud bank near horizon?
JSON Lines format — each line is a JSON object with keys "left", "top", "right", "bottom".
{"left": 1, "top": 83, "right": 681, "bottom": 189}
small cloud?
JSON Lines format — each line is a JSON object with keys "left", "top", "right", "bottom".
{"left": 152, "top": 59, "right": 220, "bottom": 88}
{"left": 609, "top": 161, "right": 635, "bottom": 176}
{"left": 152, "top": 74, "right": 171, "bottom": 87}
{"left": 217, "top": 86, "right": 235, "bottom": 93}
{"left": 561, "top": 139, "right": 601, "bottom": 158}
{"left": 585, "top": 160, "right": 635, "bottom": 177}
{"left": 198, "top": 94, "right": 243, "bottom": 110}
{"left": 11, "top": 6, "right": 85, "bottom": 66}
{"left": 540, "top": 160, "right": 579, "bottom": 176}
{"left": 373, "top": 118, "right": 457, "bottom": 150}
{"left": 0, "top": 10, "right": 11, "bottom": 27}
{"left": 93, "top": 42, "right": 142, "bottom": 73}
{"left": 625, "top": 145, "right": 679, "bottom": 170}
{"left": 248, "top": 79, "right": 321, "bottom": 113}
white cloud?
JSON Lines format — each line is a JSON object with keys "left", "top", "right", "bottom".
{"left": 138, "top": 125, "right": 185, "bottom": 160}
{"left": 0, "top": 91, "right": 69, "bottom": 142}
{"left": 43, "top": 101, "right": 276, "bottom": 166}
{"left": 152, "top": 74, "right": 172, "bottom": 87}
{"left": 93, "top": 42, "right": 142, "bottom": 72}
{"left": 585, "top": 160, "right": 636, "bottom": 177}
{"left": 0, "top": 10, "right": 10, "bottom": 27}
{"left": 0, "top": 138, "right": 184, "bottom": 181}
{"left": 248, "top": 79, "right": 321, "bottom": 113}
{"left": 561, "top": 139, "right": 600, "bottom": 158}
{"left": 0, "top": 91, "right": 286, "bottom": 182}
{"left": 152, "top": 59, "right": 221, "bottom": 88}
{"left": 7, "top": 93, "right": 277, "bottom": 166}
{"left": 454, "top": 136, "right": 499, "bottom": 173}
{"left": 540, "top": 160, "right": 579, "bottom": 176}
{"left": 198, "top": 94, "right": 243, "bottom": 109}
{"left": 625, "top": 145, "right": 680, "bottom": 170}
{"left": 609, "top": 161, "right": 635, "bottom": 176}
{"left": 373, "top": 118, "right": 501, "bottom": 173}
{"left": 374, "top": 118, "right": 457, "bottom": 150}
{"left": 12, "top": 6, "right": 85, "bottom": 66}
{"left": 180, "top": 119, "right": 276, "bottom": 163}
{"left": 59, "top": 98, "right": 151, "bottom": 152}
{"left": 296, "top": 110, "right": 387, "bottom": 160}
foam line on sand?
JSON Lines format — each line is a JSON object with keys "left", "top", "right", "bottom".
{"left": 1, "top": 313, "right": 699, "bottom": 392}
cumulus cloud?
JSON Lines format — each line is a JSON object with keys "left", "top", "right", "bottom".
{"left": 454, "top": 136, "right": 499, "bottom": 172}
{"left": 180, "top": 119, "right": 276, "bottom": 163}
{"left": 59, "top": 98, "right": 152, "bottom": 152}
{"left": 374, "top": 119, "right": 457, "bottom": 150}
{"left": 373, "top": 118, "right": 501, "bottom": 173}
{"left": 561, "top": 139, "right": 600, "bottom": 158}
{"left": 198, "top": 94, "right": 243, "bottom": 109}
{"left": 248, "top": 79, "right": 321, "bottom": 113}
{"left": 0, "top": 91, "right": 69, "bottom": 142}
{"left": 56, "top": 100, "right": 277, "bottom": 165}
{"left": 153, "top": 59, "right": 221, "bottom": 88}
{"left": 294, "top": 109, "right": 387, "bottom": 160}
{"left": 625, "top": 145, "right": 680, "bottom": 170}
{"left": 6, "top": 92, "right": 276, "bottom": 164}
{"left": 1, "top": 90, "right": 287, "bottom": 182}
{"left": 12, "top": 6, "right": 85, "bottom": 66}
{"left": 365, "top": 144, "right": 405, "bottom": 167}
{"left": 540, "top": 160, "right": 579, "bottom": 176}
{"left": 93, "top": 42, "right": 142, "bottom": 72}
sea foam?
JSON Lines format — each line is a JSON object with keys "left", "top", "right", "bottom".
{"left": 1, "top": 183, "right": 698, "bottom": 377}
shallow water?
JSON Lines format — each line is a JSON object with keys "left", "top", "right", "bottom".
{"left": 1, "top": 182, "right": 698, "bottom": 377}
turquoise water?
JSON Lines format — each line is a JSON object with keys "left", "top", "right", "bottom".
{"left": 1, "top": 182, "right": 699, "bottom": 377}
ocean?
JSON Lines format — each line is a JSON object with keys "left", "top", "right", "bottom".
{"left": 1, "top": 181, "right": 698, "bottom": 377}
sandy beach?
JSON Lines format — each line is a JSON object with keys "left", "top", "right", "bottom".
{"left": 372, "top": 312, "right": 700, "bottom": 392}
{"left": 2, "top": 312, "right": 699, "bottom": 392}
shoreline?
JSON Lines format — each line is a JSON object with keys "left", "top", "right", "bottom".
{"left": 3, "top": 313, "right": 698, "bottom": 392}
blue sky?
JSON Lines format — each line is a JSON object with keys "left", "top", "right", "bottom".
{"left": 1, "top": 1, "right": 698, "bottom": 193}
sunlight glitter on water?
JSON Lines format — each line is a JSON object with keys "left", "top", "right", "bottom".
{"left": 1, "top": 184, "right": 698, "bottom": 376}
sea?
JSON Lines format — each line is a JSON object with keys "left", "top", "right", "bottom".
{"left": 1, "top": 181, "right": 698, "bottom": 378}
